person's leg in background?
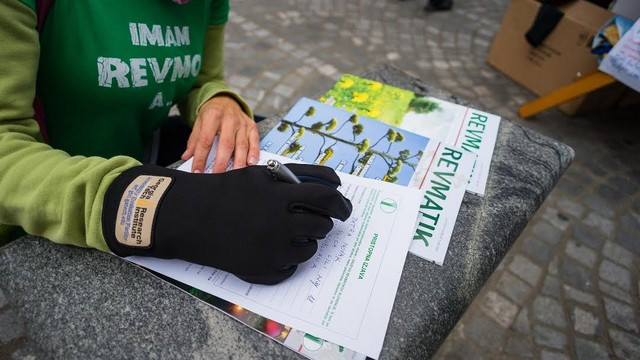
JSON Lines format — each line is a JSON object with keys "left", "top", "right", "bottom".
{"left": 425, "top": 0, "right": 453, "bottom": 11}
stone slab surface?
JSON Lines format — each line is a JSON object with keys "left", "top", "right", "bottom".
{"left": 0, "top": 65, "right": 573, "bottom": 359}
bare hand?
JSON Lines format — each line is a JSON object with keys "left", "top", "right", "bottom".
{"left": 181, "top": 95, "right": 260, "bottom": 173}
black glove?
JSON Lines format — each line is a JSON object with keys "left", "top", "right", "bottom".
{"left": 101, "top": 164, "right": 353, "bottom": 285}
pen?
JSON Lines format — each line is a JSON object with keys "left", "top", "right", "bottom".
{"left": 266, "top": 159, "right": 302, "bottom": 184}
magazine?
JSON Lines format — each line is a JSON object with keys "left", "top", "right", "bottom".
{"left": 322, "top": 74, "right": 501, "bottom": 196}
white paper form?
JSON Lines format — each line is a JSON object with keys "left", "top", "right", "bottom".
{"left": 600, "top": 19, "right": 640, "bottom": 93}
{"left": 129, "top": 152, "right": 422, "bottom": 359}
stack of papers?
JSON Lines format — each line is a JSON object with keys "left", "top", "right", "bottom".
{"left": 130, "top": 75, "right": 502, "bottom": 359}
{"left": 130, "top": 151, "right": 422, "bottom": 359}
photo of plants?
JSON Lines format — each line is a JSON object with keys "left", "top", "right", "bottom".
{"left": 321, "top": 74, "right": 443, "bottom": 126}
{"left": 261, "top": 98, "right": 430, "bottom": 185}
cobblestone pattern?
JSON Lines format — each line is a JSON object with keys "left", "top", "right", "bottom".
{"left": 226, "top": 1, "right": 640, "bottom": 359}
{"left": 436, "top": 125, "right": 640, "bottom": 360}
{"left": 224, "top": 0, "right": 529, "bottom": 121}
{"left": 3, "top": 0, "right": 639, "bottom": 358}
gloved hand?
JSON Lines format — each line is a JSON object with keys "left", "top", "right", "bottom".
{"left": 101, "top": 163, "right": 353, "bottom": 285}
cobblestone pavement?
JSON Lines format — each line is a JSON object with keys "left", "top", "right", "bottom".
{"left": 223, "top": 1, "right": 639, "bottom": 357}
{"left": 2, "top": 0, "right": 638, "bottom": 358}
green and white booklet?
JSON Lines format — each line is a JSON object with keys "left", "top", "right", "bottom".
{"left": 322, "top": 74, "right": 501, "bottom": 197}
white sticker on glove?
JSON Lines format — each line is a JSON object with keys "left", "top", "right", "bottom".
{"left": 115, "top": 175, "right": 172, "bottom": 248}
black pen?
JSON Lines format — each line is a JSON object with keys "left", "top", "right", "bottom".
{"left": 266, "top": 159, "right": 301, "bottom": 184}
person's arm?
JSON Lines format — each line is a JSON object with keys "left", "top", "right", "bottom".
{"left": 178, "top": 24, "right": 260, "bottom": 174}
{"left": 0, "top": 0, "right": 140, "bottom": 251}
{"left": 178, "top": 24, "right": 253, "bottom": 127}
{"left": 0, "top": 1, "right": 353, "bottom": 285}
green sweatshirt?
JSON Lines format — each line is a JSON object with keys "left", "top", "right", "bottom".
{"left": 0, "top": 0, "right": 252, "bottom": 250}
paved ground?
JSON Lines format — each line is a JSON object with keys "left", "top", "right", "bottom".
{"left": 2, "top": 0, "right": 639, "bottom": 358}
{"left": 222, "top": 2, "right": 640, "bottom": 357}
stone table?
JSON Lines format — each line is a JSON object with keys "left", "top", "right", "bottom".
{"left": 0, "top": 65, "right": 573, "bottom": 359}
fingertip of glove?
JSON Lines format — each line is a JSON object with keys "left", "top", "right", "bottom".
{"left": 332, "top": 196, "right": 353, "bottom": 222}
{"left": 285, "top": 164, "right": 341, "bottom": 186}
{"left": 297, "top": 175, "right": 340, "bottom": 189}
{"left": 315, "top": 166, "right": 341, "bottom": 185}
{"left": 339, "top": 196, "right": 354, "bottom": 221}
{"left": 236, "top": 266, "right": 298, "bottom": 285}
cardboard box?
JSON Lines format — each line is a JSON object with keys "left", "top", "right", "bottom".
{"left": 487, "top": 0, "right": 623, "bottom": 115}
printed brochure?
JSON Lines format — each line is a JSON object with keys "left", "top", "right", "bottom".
{"left": 322, "top": 74, "right": 500, "bottom": 196}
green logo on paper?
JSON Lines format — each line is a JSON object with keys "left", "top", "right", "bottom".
{"left": 302, "top": 334, "right": 324, "bottom": 351}
{"left": 380, "top": 198, "right": 398, "bottom": 213}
